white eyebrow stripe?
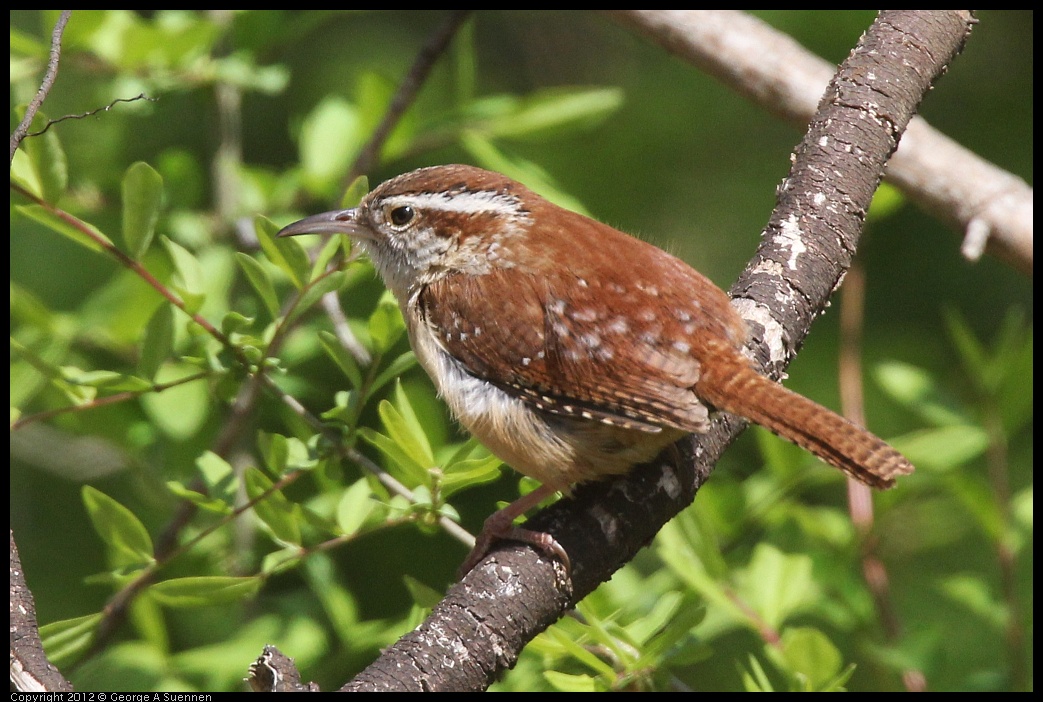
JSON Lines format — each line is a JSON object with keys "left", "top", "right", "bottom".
{"left": 382, "top": 191, "right": 524, "bottom": 217}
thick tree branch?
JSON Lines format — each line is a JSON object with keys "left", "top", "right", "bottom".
{"left": 10, "top": 531, "right": 74, "bottom": 692}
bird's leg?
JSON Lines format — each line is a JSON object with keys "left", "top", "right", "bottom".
{"left": 458, "top": 483, "right": 569, "bottom": 576}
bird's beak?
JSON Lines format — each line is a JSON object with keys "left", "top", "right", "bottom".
{"left": 276, "top": 209, "right": 363, "bottom": 238}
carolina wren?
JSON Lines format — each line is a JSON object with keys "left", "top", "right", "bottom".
{"left": 279, "top": 164, "right": 913, "bottom": 572}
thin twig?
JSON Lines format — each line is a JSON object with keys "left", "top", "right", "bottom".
{"left": 10, "top": 10, "right": 71, "bottom": 163}
{"left": 10, "top": 371, "right": 209, "bottom": 432}
{"left": 24, "top": 94, "right": 157, "bottom": 138}
{"left": 340, "top": 10, "right": 472, "bottom": 195}
{"left": 838, "top": 261, "right": 927, "bottom": 691}
{"left": 10, "top": 181, "right": 240, "bottom": 357}
{"left": 321, "top": 291, "right": 372, "bottom": 366}
{"left": 983, "top": 398, "right": 1026, "bottom": 689}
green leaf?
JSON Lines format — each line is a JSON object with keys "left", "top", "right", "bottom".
{"left": 82, "top": 486, "right": 154, "bottom": 570}
{"left": 402, "top": 574, "right": 443, "bottom": 609}
{"left": 311, "top": 228, "right": 348, "bottom": 282}
{"left": 301, "top": 554, "right": 367, "bottom": 647}
{"left": 141, "top": 362, "right": 209, "bottom": 439}
{"left": 384, "top": 386, "right": 434, "bottom": 467}
{"left": 336, "top": 478, "right": 378, "bottom": 536}
{"left": 942, "top": 308, "right": 987, "bottom": 382}
{"left": 544, "top": 625, "right": 616, "bottom": 677}
{"left": 775, "top": 627, "right": 845, "bottom": 691}
{"left": 121, "top": 161, "right": 164, "bottom": 259}
{"left": 221, "top": 310, "right": 255, "bottom": 335}
{"left": 195, "top": 450, "right": 238, "bottom": 506}
{"left": 440, "top": 454, "right": 503, "bottom": 497}
{"left": 261, "top": 547, "right": 301, "bottom": 577}
{"left": 213, "top": 53, "right": 290, "bottom": 93}
{"left": 166, "top": 481, "right": 233, "bottom": 515}
{"left": 255, "top": 215, "right": 311, "bottom": 289}
{"left": 873, "top": 361, "right": 966, "bottom": 426}
{"left": 368, "top": 291, "right": 405, "bottom": 353}
{"left": 19, "top": 108, "right": 68, "bottom": 202}
{"left": 149, "top": 576, "right": 262, "bottom": 607}
{"left": 452, "top": 21, "right": 477, "bottom": 105}
{"left": 138, "top": 303, "right": 174, "bottom": 380}
{"left": 460, "top": 133, "right": 591, "bottom": 215}
{"left": 948, "top": 477, "right": 1005, "bottom": 541}
{"left": 740, "top": 655, "right": 776, "bottom": 692}
{"left": 370, "top": 351, "right": 418, "bottom": 397}
{"left": 543, "top": 671, "right": 600, "bottom": 692}
{"left": 235, "top": 252, "right": 280, "bottom": 318}
{"left": 15, "top": 204, "right": 112, "bottom": 254}
{"left": 995, "top": 319, "right": 1033, "bottom": 434}
{"left": 635, "top": 594, "right": 706, "bottom": 664}
{"left": 244, "top": 467, "right": 301, "bottom": 545}
{"left": 892, "top": 424, "right": 989, "bottom": 472}
{"left": 257, "top": 431, "right": 289, "bottom": 474}
{"left": 59, "top": 367, "right": 152, "bottom": 392}
{"left": 471, "top": 86, "right": 624, "bottom": 140}
{"left": 318, "top": 330, "right": 364, "bottom": 390}
{"left": 10, "top": 280, "right": 56, "bottom": 329}
{"left": 294, "top": 270, "right": 349, "bottom": 321}
{"left": 357, "top": 426, "right": 429, "bottom": 487}
{"left": 160, "top": 236, "right": 205, "bottom": 313}
{"left": 299, "top": 96, "right": 364, "bottom": 195}
{"left": 40, "top": 613, "right": 103, "bottom": 668}
{"left": 1012, "top": 486, "right": 1033, "bottom": 533}
{"left": 737, "top": 544, "right": 815, "bottom": 630}
{"left": 341, "top": 174, "right": 370, "bottom": 208}
{"left": 866, "top": 181, "right": 906, "bottom": 222}
{"left": 938, "top": 574, "right": 1006, "bottom": 629}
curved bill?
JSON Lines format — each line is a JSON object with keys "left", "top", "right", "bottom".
{"left": 277, "top": 209, "right": 362, "bottom": 238}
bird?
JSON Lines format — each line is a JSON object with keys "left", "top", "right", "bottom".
{"left": 278, "top": 164, "right": 913, "bottom": 573}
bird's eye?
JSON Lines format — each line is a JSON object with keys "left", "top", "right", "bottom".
{"left": 388, "top": 205, "right": 415, "bottom": 227}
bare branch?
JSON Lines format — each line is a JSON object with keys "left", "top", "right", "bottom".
{"left": 609, "top": 10, "right": 1031, "bottom": 274}
{"left": 24, "top": 94, "right": 157, "bottom": 138}
{"left": 10, "top": 10, "right": 71, "bottom": 163}
{"left": 341, "top": 10, "right": 472, "bottom": 195}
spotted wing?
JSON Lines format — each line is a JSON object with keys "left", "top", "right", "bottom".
{"left": 419, "top": 264, "right": 720, "bottom": 434}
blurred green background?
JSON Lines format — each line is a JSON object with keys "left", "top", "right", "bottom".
{"left": 10, "top": 11, "right": 1032, "bottom": 692}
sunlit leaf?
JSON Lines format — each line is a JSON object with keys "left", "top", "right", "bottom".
{"left": 121, "top": 161, "right": 163, "bottom": 259}
{"left": 370, "top": 351, "right": 418, "bottom": 397}
{"left": 141, "top": 362, "right": 209, "bottom": 439}
{"left": 358, "top": 426, "right": 428, "bottom": 487}
{"left": 138, "top": 303, "right": 174, "bottom": 380}
{"left": 19, "top": 108, "right": 68, "bottom": 202}
{"left": 235, "top": 252, "right": 280, "bottom": 318}
{"left": 149, "top": 576, "right": 262, "bottom": 607}
{"left": 775, "top": 627, "right": 846, "bottom": 690}
{"left": 336, "top": 478, "right": 379, "bottom": 536}
{"left": 244, "top": 467, "right": 301, "bottom": 545}
{"left": 294, "top": 271, "right": 349, "bottom": 322}
{"left": 15, "top": 204, "right": 112, "bottom": 254}
{"left": 368, "top": 291, "right": 405, "bottom": 353}
{"left": 40, "top": 613, "right": 103, "bottom": 668}
{"left": 255, "top": 215, "right": 310, "bottom": 289}
{"left": 318, "top": 330, "right": 364, "bottom": 391}
{"left": 737, "top": 544, "right": 815, "bottom": 630}
{"left": 82, "top": 486, "right": 154, "bottom": 570}
{"left": 300, "top": 96, "right": 364, "bottom": 196}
